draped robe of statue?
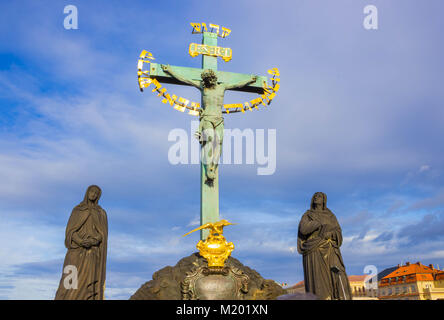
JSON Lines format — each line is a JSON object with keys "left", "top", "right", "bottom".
{"left": 55, "top": 185, "right": 108, "bottom": 300}
{"left": 297, "top": 192, "right": 352, "bottom": 300}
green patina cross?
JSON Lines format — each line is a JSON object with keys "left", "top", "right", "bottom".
{"left": 149, "top": 32, "right": 266, "bottom": 240}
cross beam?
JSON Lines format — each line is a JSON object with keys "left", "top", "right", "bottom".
{"left": 148, "top": 63, "right": 267, "bottom": 94}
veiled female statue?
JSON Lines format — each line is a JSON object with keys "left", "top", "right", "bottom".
{"left": 55, "top": 185, "right": 108, "bottom": 300}
{"left": 297, "top": 192, "right": 352, "bottom": 300}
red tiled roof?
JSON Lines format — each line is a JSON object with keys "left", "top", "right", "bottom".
{"left": 348, "top": 275, "right": 367, "bottom": 282}
{"left": 379, "top": 262, "right": 441, "bottom": 286}
{"left": 383, "top": 262, "right": 435, "bottom": 280}
{"left": 288, "top": 280, "right": 304, "bottom": 289}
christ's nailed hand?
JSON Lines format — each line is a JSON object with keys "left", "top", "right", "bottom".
{"left": 161, "top": 64, "right": 170, "bottom": 72}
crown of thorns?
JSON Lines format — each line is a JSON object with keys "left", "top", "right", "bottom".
{"left": 201, "top": 69, "right": 217, "bottom": 79}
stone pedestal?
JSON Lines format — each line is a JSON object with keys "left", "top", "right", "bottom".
{"left": 130, "top": 253, "right": 286, "bottom": 300}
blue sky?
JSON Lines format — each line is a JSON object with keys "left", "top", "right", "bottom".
{"left": 1, "top": 0, "right": 444, "bottom": 299}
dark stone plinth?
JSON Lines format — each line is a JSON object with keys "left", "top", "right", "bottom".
{"left": 129, "top": 252, "right": 286, "bottom": 300}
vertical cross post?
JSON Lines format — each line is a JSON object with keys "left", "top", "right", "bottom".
{"left": 200, "top": 31, "right": 219, "bottom": 240}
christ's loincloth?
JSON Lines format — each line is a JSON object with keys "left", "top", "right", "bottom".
{"left": 200, "top": 115, "right": 224, "bottom": 129}
{"left": 197, "top": 115, "right": 224, "bottom": 143}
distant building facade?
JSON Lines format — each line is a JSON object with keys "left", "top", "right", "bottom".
{"left": 379, "top": 262, "right": 444, "bottom": 300}
{"left": 348, "top": 275, "right": 378, "bottom": 299}
{"left": 288, "top": 262, "right": 444, "bottom": 300}
{"left": 288, "top": 277, "right": 378, "bottom": 299}
{"left": 286, "top": 280, "right": 305, "bottom": 294}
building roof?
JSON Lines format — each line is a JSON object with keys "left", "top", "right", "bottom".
{"left": 288, "top": 280, "right": 304, "bottom": 289}
{"left": 380, "top": 262, "right": 442, "bottom": 286}
{"left": 348, "top": 275, "right": 367, "bottom": 282}
{"left": 435, "top": 271, "right": 444, "bottom": 280}
{"left": 377, "top": 266, "right": 399, "bottom": 282}
{"left": 384, "top": 262, "right": 434, "bottom": 278}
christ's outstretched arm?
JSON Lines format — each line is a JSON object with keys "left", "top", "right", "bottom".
{"left": 224, "top": 75, "right": 257, "bottom": 90}
{"left": 161, "top": 64, "right": 201, "bottom": 89}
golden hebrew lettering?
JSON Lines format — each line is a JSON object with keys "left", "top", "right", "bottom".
{"left": 209, "top": 23, "right": 220, "bottom": 35}
{"left": 151, "top": 79, "right": 162, "bottom": 92}
{"left": 190, "top": 22, "right": 201, "bottom": 33}
{"left": 174, "top": 102, "right": 186, "bottom": 112}
{"left": 221, "top": 27, "right": 231, "bottom": 38}
{"left": 137, "top": 49, "right": 280, "bottom": 116}
{"left": 268, "top": 68, "right": 280, "bottom": 76}
{"left": 178, "top": 97, "right": 190, "bottom": 107}
{"left": 189, "top": 22, "right": 231, "bottom": 38}
{"left": 157, "top": 87, "right": 166, "bottom": 96}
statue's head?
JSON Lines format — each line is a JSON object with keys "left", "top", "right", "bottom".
{"left": 85, "top": 185, "right": 101, "bottom": 204}
{"left": 310, "top": 192, "right": 326, "bottom": 210}
{"left": 201, "top": 69, "right": 217, "bottom": 88}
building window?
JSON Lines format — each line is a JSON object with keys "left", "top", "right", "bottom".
{"left": 411, "top": 285, "right": 416, "bottom": 292}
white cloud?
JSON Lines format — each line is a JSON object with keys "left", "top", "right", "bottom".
{"left": 2, "top": 275, "right": 59, "bottom": 300}
{"left": 0, "top": 217, "right": 64, "bottom": 266}
{"left": 186, "top": 216, "right": 200, "bottom": 227}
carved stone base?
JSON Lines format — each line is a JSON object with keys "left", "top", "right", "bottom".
{"left": 181, "top": 266, "right": 249, "bottom": 300}
{"left": 130, "top": 252, "right": 286, "bottom": 300}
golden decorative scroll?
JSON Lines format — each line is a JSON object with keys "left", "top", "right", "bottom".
{"left": 189, "top": 43, "right": 232, "bottom": 62}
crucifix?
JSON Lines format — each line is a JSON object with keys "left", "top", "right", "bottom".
{"left": 137, "top": 23, "right": 280, "bottom": 240}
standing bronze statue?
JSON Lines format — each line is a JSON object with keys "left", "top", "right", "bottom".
{"left": 55, "top": 185, "right": 108, "bottom": 300}
{"left": 297, "top": 192, "right": 352, "bottom": 300}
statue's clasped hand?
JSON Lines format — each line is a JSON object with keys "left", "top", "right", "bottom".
{"left": 323, "top": 231, "right": 333, "bottom": 240}
{"left": 81, "top": 239, "right": 93, "bottom": 248}
{"left": 81, "top": 238, "right": 100, "bottom": 248}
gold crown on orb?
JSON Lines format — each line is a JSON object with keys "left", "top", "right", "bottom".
{"left": 183, "top": 219, "right": 236, "bottom": 268}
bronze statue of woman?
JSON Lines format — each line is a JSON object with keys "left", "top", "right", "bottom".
{"left": 297, "top": 192, "right": 352, "bottom": 300}
{"left": 55, "top": 185, "right": 108, "bottom": 300}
